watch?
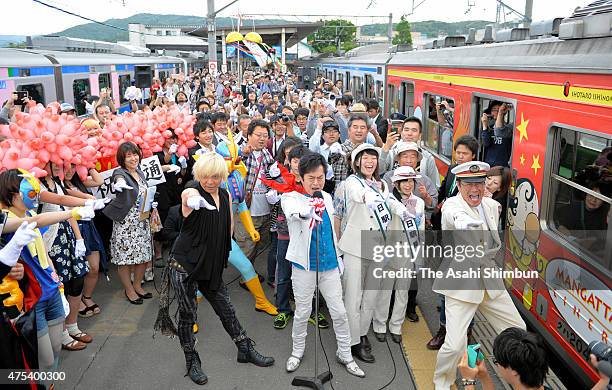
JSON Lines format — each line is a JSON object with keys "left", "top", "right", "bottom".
{"left": 461, "top": 378, "right": 478, "bottom": 386}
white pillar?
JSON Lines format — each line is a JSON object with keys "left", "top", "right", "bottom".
{"left": 221, "top": 30, "right": 227, "bottom": 72}
{"left": 281, "top": 27, "right": 286, "bottom": 66}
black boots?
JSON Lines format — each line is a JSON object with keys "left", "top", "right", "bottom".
{"left": 236, "top": 337, "right": 275, "bottom": 367}
{"left": 426, "top": 326, "right": 446, "bottom": 350}
{"left": 351, "top": 336, "right": 375, "bottom": 363}
{"left": 184, "top": 351, "right": 208, "bottom": 385}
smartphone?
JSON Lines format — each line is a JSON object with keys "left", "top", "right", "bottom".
{"left": 390, "top": 119, "right": 404, "bottom": 135}
{"left": 0, "top": 211, "right": 7, "bottom": 236}
{"left": 15, "top": 91, "right": 28, "bottom": 101}
{"left": 435, "top": 96, "right": 441, "bottom": 104}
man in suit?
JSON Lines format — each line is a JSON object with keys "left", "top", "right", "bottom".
{"left": 432, "top": 161, "right": 526, "bottom": 390}
{"left": 366, "top": 99, "right": 389, "bottom": 142}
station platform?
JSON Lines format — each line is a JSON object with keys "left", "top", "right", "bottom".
{"left": 58, "top": 251, "right": 567, "bottom": 389}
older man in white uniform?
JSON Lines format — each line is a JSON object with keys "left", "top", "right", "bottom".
{"left": 432, "top": 161, "right": 526, "bottom": 390}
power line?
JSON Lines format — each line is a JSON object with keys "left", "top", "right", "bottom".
{"left": 32, "top": 0, "right": 173, "bottom": 38}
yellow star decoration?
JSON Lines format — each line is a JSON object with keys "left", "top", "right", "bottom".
{"left": 531, "top": 154, "right": 541, "bottom": 175}
{"left": 520, "top": 154, "right": 525, "bottom": 166}
{"left": 516, "top": 113, "right": 529, "bottom": 143}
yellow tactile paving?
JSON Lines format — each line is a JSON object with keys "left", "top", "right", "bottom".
{"left": 401, "top": 307, "right": 438, "bottom": 390}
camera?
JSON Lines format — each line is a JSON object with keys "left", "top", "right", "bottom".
{"left": 279, "top": 113, "right": 292, "bottom": 123}
{"left": 589, "top": 341, "right": 612, "bottom": 362}
{"left": 329, "top": 94, "right": 336, "bottom": 101}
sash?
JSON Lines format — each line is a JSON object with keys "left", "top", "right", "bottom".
{"left": 401, "top": 218, "right": 422, "bottom": 266}
{"left": 349, "top": 175, "right": 393, "bottom": 240}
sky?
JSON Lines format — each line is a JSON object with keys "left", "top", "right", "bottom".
{"left": 3, "top": 0, "right": 591, "bottom": 36}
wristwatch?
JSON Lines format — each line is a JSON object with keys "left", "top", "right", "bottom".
{"left": 461, "top": 378, "right": 478, "bottom": 386}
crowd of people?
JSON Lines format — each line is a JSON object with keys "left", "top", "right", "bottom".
{"left": 1, "top": 66, "right": 610, "bottom": 390}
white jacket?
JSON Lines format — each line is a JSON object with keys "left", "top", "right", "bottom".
{"left": 281, "top": 190, "right": 341, "bottom": 272}
{"left": 338, "top": 175, "right": 407, "bottom": 260}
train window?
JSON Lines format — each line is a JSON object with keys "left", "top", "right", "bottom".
{"left": 365, "top": 75, "right": 374, "bottom": 99}
{"left": 474, "top": 96, "right": 515, "bottom": 167}
{"left": 16, "top": 84, "right": 44, "bottom": 105}
{"left": 353, "top": 76, "right": 363, "bottom": 99}
{"left": 375, "top": 80, "right": 383, "bottom": 102}
{"left": 424, "top": 93, "right": 455, "bottom": 161}
{"left": 400, "top": 82, "right": 415, "bottom": 116}
{"left": 119, "top": 75, "right": 131, "bottom": 104}
{"left": 387, "top": 84, "right": 399, "bottom": 115}
{"left": 98, "top": 73, "right": 111, "bottom": 91}
{"left": 72, "top": 79, "right": 91, "bottom": 116}
{"left": 547, "top": 125, "right": 612, "bottom": 271}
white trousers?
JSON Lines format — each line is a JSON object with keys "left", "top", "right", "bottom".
{"left": 291, "top": 266, "right": 352, "bottom": 362}
{"left": 342, "top": 254, "right": 383, "bottom": 346}
{"left": 432, "top": 290, "right": 526, "bottom": 390}
{"left": 372, "top": 270, "right": 412, "bottom": 335}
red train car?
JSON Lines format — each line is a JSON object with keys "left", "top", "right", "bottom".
{"left": 384, "top": 20, "right": 612, "bottom": 387}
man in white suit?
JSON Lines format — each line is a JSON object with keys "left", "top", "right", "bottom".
{"left": 432, "top": 161, "right": 526, "bottom": 390}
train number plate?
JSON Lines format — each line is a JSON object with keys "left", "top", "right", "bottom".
{"left": 556, "top": 318, "right": 589, "bottom": 360}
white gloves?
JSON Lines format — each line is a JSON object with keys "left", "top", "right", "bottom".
{"left": 166, "top": 164, "right": 181, "bottom": 175}
{"left": 268, "top": 162, "right": 281, "bottom": 178}
{"left": 0, "top": 222, "right": 37, "bottom": 268}
{"left": 85, "top": 197, "right": 110, "bottom": 211}
{"left": 265, "top": 190, "right": 280, "bottom": 205}
{"left": 168, "top": 143, "right": 178, "bottom": 154}
{"left": 75, "top": 239, "right": 86, "bottom": 257}
{"left": 325, "top": 167, "right": 334, "bottom": 180}
{"left": 186, "top": 196, "right": 216, "bottom": 211}
{"left": 328, "top": 142, "right": 344, "bottom": 155}
{"left": 299, "top": 206, "right": 322, "bottom": 222}
{"left": 364, "top": 191, "right": 384, "bottom": 212}
{"left": 454, "top": 215, "right": 485, "bottom": 229}
{"left": 61, "top": 292, "right": 70, "bottom": 317}
{"left": 151, "top": 201, "right": 158, "bottom": 209}
{"left": 401, "top": 209, "right": 416, "bottom": 222}
{"left": 113, "top": 179, "right": 133, "bottom": 193}
{"left": 72, "top": 206, "right": 96, "bottom": 221}
{"left": 178, "top": 155, "right": 188, "bottom": 169}
{"left": 300, "top": 132, "right": 309, "bottom": 141}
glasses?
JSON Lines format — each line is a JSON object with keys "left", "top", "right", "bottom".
{"left": 251, "top": 132, "right": 269, "bottom": 139}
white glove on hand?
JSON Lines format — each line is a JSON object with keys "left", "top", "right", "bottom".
{"left": 325, "top": 167, "right": 334, "bottom": 180}
{"left": 75, "top": 239, "right": 86, "bottom": 258}
{"left": 61, "top": 292, "right": 70, "bottom": 317}
{"left": 268, "top": 162, "right": 281, "bottom": 178}
{"left": 364, "top": 191, "right": 384, "bottom": 212}
{"left": 113, "top": 180, "right": 133, "bottom": 193}
{"left": 86, "top": 197, "right": 110, "bottom": 211}
{"left": 166, "top": 164, "right": 181, "bottom": 175}
{"left": 73, "top": 206, "right": 96, "bottom": 221}
{"left": 186, "top": 196, "right": 216, "bottom": 211}
{"left": 401, "top": 209, "right": 416, "bottom": 222}
{"left": 300, "top": 132, "right": 309, "bottom": 141}
{"left": 178, "top": 155, "right": 188, "bottom": 169}
{"left": 454, "top": 215, "right": 485, "bottom": 230}
{"left": 299, "top": 206, "right": 323, "bottom": 222}
{"left": 328, "top": 142, "right": 345, "bottom": 156}
{"left": 265, "top": 190, "right": 280, "bottom": 205}
{"left": 0, "top": 222, "right": 37, "bottom": 268}
{"left": 168, "top": 143, "right": 178, "bottom": 154}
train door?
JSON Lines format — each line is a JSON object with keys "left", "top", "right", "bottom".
{"left": 471, "top": 94, "right": 517, "bottom": 167}
{"left": 423, "top": 92, "right": 456, "bottom": 162}
{"left": 353, "top": 76, "right": 363, "bottom": 99}
{"left": 386, "top": 83, "right": 399, "bottom": 115}
{"left": 365, "top": 74, "right": 374, "bottom": 99}
{"left": 400, "top": 81, "right": 415, "bottom": 116}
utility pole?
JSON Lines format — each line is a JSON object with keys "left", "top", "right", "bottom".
{"left": 206, "top": 0, "right": 239, "bottom": 72}
{"left": 524, "top": 0, "right": 533, "bottom": 27}
{"left": 388, "top": 13, "right": 393, "bottom": 43}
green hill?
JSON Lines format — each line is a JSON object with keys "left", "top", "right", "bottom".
{"left": 361, "top": 20, "right": 495, "bottom": 37}
{"left": 52, "top": 13, "right": 292, "bottom": 42}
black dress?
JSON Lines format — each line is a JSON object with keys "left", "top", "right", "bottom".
{"left": 171, "top": 184, "right": 232, "bottom": 291}
{"left": 154, "top": 151, "right": 185, "bottom": 226}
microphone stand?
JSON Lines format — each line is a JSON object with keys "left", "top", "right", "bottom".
{"left": 292, "top": 205, "right": 332, "bottom": 389}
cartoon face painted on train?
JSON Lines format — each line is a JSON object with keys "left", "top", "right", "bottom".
{"left": 508, "top": 178, "right": 541, "bottom": 270}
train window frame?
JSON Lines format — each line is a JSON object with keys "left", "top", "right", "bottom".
{"left": 386, "top": 83, "right": 399, "bottom": 116}
{"left": 98, "top": 73, "right": 111, "bottom": 92}
{"left": 541, "top": 123, "right": 612, "bottom": 274}
{"left": 353, "top": 76, "right": 363, "bottom": 99}
{"left": 375, "top": 80, "right": 383, "bottom": 102}
{"left": 470, "top": 93, "right": 517, "bottom": 163}
{"left": 72, "top": 78, "right": 91, "bottom": 116}
{"left": 118, "top": 74, "right": 131, "bottom": 104}
{"left": 16, "top": 83, "right": 45, "bottom": 105}
{"left": 365, "top": 74, "right": 374, "bottom": 100}
{"left": 400, "top": 81, "right": 415, "bottom": 117}
{"left": 423, "top": 91, "right": 455, "bottom": 164}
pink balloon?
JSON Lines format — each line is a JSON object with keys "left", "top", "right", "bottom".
{"left": 58, "top": 145, "right": 73, "bottom": 161}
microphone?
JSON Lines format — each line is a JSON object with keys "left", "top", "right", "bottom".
{"left": 313, "top": 190, "right": 323, "bottom": 199}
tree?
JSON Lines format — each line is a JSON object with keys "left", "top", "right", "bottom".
{"left": 393, "top": 15, "right": 413, "bottom": 45}
{"left": 307, "top": 19, "right": 357, "bottom": 54}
